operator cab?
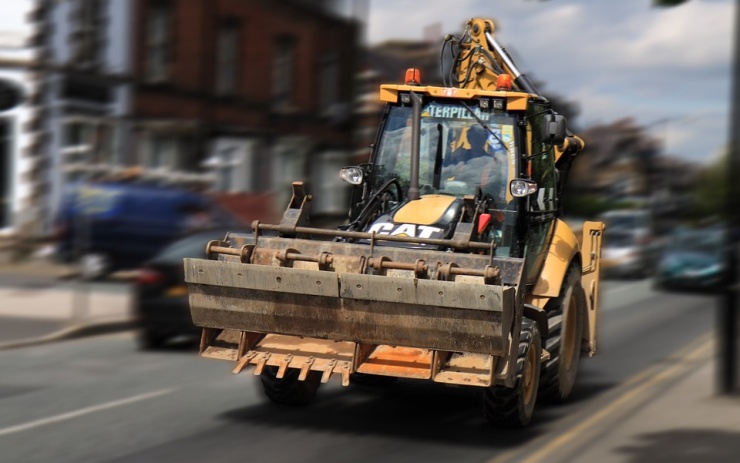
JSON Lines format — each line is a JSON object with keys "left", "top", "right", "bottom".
{"left": 340, "top": 85, "right": 563, "bottom": 283}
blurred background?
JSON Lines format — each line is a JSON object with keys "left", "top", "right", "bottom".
{"left": 0, "top": 0, "right": 732, "bottom": 261}
{"left": 0, "top": 1, "right": 737, "bottom": 462}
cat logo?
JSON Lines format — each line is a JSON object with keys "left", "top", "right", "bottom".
{"left": 367, "top": 222, "right": 444, "bottom": 239}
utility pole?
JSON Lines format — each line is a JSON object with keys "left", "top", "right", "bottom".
{"left": 720, "top": 0, "right": 740, "bottom": 395}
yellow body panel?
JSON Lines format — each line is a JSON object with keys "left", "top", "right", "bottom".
{"left": 393, "top": 195, "right": 457, "bottom": 225}
{"left": 532, "top": 219, "right": 581, "bottom": 298}
{"left": 379, "top": 84, "right": 531, "bottom": 112}
{"left": 506, "top": 95, "right": 528, "bottom": 111}
{"left": 580, "top": 221, "right": 605, "bottom": 355}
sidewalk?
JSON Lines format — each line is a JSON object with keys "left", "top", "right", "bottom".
{"left": 0, "top": 259, "right": 135, "bottom": 349}
{"left": 571, "top": 351, "right": 740, "bottom": 463}
{"left": 496, "top": 337, "right": 740, "bottom": 463}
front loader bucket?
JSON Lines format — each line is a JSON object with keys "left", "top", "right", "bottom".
{"left": 185, "top": 233, "right": 524, "bottom": 387}
{"left": 187, "top": 258, "right": 513, "bottom": 354}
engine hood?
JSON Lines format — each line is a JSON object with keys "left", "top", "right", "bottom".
{"left": 365, "top": 194, "right": 462, "bottom": 242}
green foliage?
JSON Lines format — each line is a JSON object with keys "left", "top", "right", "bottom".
{"left": 690, "top": 153, "right": 728, "bottom": 219}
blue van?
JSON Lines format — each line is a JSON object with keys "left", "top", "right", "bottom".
{"left": 54, "top": 182, "right": 242, "bottom": 279}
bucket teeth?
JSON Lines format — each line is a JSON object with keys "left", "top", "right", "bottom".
{"left": 232, "top": 351, "right": 258, "bottom": 374}
{"left": 298, "top": 357, "right": 315, "bottom": 381}
{"left": 341, "top": 362, "right": 351, "bottom": 386}
{"left": 276, "top": 354, "right": 293, "bottom": 379}
{"left": 321, "top": 360, "right": 338, "bottom": 383}
{"left": 254, "top": 353, "right": 271, "bottom": 375}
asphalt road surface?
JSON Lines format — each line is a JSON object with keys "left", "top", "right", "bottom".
{"left": 0, "top": 278, "right": 716, "bottom": 463}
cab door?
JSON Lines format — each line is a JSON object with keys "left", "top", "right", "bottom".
{"left": 523, "top": 108, "right": 558, "bottom": 285}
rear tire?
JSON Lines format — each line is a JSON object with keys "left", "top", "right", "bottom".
{"left": 260, "top": 366, "right": 322, "bottom": 406}
{"left": 540, "top": 265, "right": 585, "bottom": 403}
{"left": 482, "top": 320, "right": 541, "bottom": 428}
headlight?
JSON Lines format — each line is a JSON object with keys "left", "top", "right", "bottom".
{"left": 339, "top": 166, "right": 364, "bottom": 185}
{"left": 510, "top": 179, "right": 538, "bottom": 197}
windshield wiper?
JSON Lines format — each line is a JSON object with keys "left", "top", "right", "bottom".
{"left": 459, "top": 100, "right": 510, "bottom": 155}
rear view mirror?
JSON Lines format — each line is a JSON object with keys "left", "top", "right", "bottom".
{"left": 542, "top": 113, "right": 567, "bottom": 146}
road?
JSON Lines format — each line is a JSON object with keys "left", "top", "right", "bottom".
{"left": 0, "top": 278, "right": 716, "bottom": 463}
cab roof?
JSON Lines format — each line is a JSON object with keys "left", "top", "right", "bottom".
{"left": 379, "top": 84, "right": 533, "bottom": 111}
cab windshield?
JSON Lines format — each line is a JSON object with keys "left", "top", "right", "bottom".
{"left": 371, "top": 98, "right": 520, "bottom": 255}
{"left": 372, "top": 99, "right": 518, "bottom": 210}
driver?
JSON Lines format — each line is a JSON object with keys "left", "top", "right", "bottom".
{"left": 447, "top": 125, "right": 489, "bottom": 166}
{"left": 451, "top": 126, "right": 507, "bottom": 197}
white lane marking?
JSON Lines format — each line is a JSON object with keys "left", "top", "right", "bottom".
{"left": 0, "top": 388, "right": 175, "bottom": 437}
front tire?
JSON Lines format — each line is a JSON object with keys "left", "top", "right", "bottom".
{"left": 260, "top": 366, "right": 322, "bottom": 406}
{"left": 540, "top": 265, "right": 585, "bottom": 402}
{"left": 482, "top": 320, "right": 542, "bottom": 428}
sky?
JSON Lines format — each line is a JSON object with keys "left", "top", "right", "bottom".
{"left": 0, "top": 0, "right": 731, "bottom": 164}
{"left": 362, "top": 0, "right": 735, "bottom": 164}
{"left": 0, "top": 0, "right": 31, "bottom": 33}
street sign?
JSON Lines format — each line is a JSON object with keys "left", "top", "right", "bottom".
{"left": 0, "top": 79, "right": 23, "bottom": 111}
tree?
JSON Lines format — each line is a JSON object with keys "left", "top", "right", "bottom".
{"left": 653, "top": 0, "right": 690, "bottom": 6}
{"left": 691, "top": 153, "right": 728, "bottom": 220}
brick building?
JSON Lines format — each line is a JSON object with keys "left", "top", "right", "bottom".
{"left": 130, "top": 0, "right": 358, "bottom": 222}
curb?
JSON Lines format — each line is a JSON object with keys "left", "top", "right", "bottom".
{"left": 487, "top": 333, "right": 715, "bottom": 463}
{"left": 0, "top": 319, "right": 136, "bottom": 350}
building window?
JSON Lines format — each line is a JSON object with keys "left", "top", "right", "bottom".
{"left": 273, "top": 37, "right": 295, "bottom": 109}
{"left": 319, "top": 52, "right": 339, "bottom": 113}
{"left": 216, "top": 146, "right": 237, "bottom": 192}
{"left": 216, "top": 21, "right": 240, "bottom": 96}
{"left": 71, "top": 0, "right": 105, "bottom": 67}
{"left": 145, "top": 1, "right": 172, "bottom": 83}
{"left": 146, "top": 133, "right": 196, "bottom": 171}
{"left": 62, "top": 119, "right": 114, "bottom": 165}
{"left": 148, "top": 135, "right": 176, "bottom": 169}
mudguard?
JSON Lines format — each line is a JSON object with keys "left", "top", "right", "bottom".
{"left": 531, "top": 219, "right": 581, "bottom": 298}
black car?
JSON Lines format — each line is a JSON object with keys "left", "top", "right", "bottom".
{"left": 134, "top": 228, "right": 235, "bottom": 349}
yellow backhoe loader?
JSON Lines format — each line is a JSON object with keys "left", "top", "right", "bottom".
{"left": 185, "top": 18, "right": 604, "bottom": 428}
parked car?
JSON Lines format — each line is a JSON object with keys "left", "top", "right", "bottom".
{"left": 601, "top": 228, "right": 655, "bottom": 279}
{"left": 54, "top": 182, "right": 241, "bottom": 279}
{"left": 598, "top": 209, "right": 653, "bottom": 241}
{"left": 654, "top": 227, "right": 726, "bottom": 292}
{"left": 134, "top": 228, "right": 239, "bottom": 349}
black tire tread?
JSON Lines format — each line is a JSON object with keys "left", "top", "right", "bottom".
{"left": 260, "top": 366, "right": 321, "bottom": 406}
{"left": 539, "top": 264, "right": 585, "bottom": 402}
{"left": 483, "top": 320, "right": 541, "bottom": 428}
